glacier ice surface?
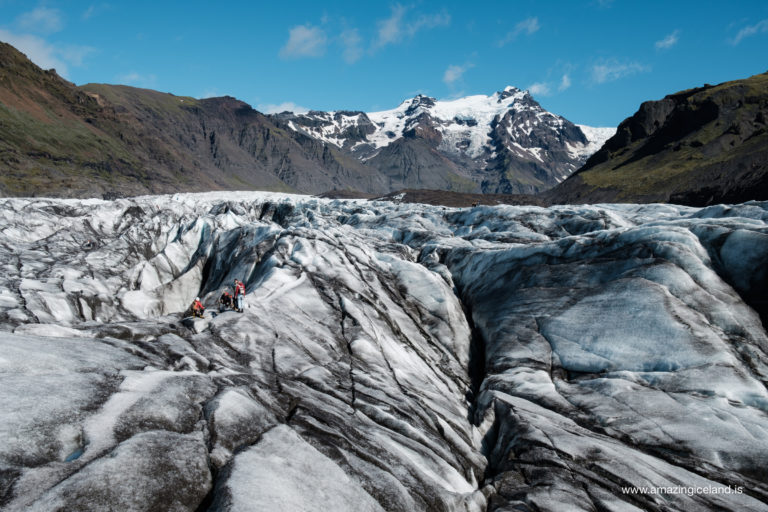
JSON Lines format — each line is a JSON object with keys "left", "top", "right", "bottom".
{"left": 1, "top": 192, "right": 767, "bottom": 511}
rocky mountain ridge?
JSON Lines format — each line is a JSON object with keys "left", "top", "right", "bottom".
{"left": 276, "top": 87, "right": 614, "bottom": 194}
{"left": 0, "top": 41, "right": 612, "bottom": 199}
{"left": 0, "top": 41, "right": 384, "bottom": 198}
{"left": 546, "top": 71, "right": 768, "bottom": 205}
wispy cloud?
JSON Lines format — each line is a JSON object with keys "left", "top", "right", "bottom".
{"left": 82, "top": 3, "right": 111, "bottom": 21}
{"left": 730, "top": 19, "right": 768, "bottom": 45}
{"left": 527, "top": 82, "right": 551, "bottom": 97}
{"left": 0, "top": 29, "right": 94, "bottom": 78}
{"left": 655, "top": 30, "right": 680, "bottom": 50}
{"left": 83, "top": 5, "right": 98, "bottom": 20}
{"left": 591, "top": 59, "right": 650, "bottom": 84}
{"left": 497, "top": 17, "right": 540, "bottom": 47}
{"left": 17, "top": 7, "right": 64, "bottom": 34}
{"left": 443, "top": 63, "right": 473, "bottom": 85}
{"left": 116, "top": 72, "right": 157, "bottom": 87}
{"left": 258, "top": 101, "right": 310, "bottom": 114}
{"left": 341, "top": 28, "right": 363, "bottom": 64}
{"left": 407, "top": 11, "right": 451, "bottom": 37}
{"left": 375, "top": 4, "right": 406, "bottom": 48}
{"left": 373, "top": 4, "right": 450, "bottom": 49}
{"left": 279, "top": 24, "right": 327, "bottom": 59}
{"left": 522, "top": 70, "right": 571, "bottom": 97}
{"left": 58, "top": 44, "right": 96, "bottom": 67}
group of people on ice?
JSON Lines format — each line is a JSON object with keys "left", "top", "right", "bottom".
{"left": 190, "top": 279, "right": 246, "bottom": 317}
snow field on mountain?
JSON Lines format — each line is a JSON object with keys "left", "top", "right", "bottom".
{"left": 289, "top": 89, "right": 615, "bottom": 178}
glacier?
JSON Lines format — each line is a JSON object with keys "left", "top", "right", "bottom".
{"left": 0, "top": 192, "right": 767, "bottom": 511}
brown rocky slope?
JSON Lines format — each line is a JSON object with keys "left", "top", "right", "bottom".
{"left": 545, "top": 71, "right": 768, "bottom": 206}
{"left": 0, "top": 42, "right": 385, "bottom": 198}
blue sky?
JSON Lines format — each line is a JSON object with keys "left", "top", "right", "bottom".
{"left": 1, "top": 1, "right": 766, "bottom": 126}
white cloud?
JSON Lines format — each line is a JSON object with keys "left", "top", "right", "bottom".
{"left": 655, "top": 30, "right": 680, "bottom": 50}
{"left": 375, "top": 4, "right": 406, "bottom": 48}
{"left": 517, "top": 17, "right": 540, "bottom": 35}
{"left": 279, "top": 24, "right": 327, "bottom": 59}
{"left": 527, "top": 82, "right": 551, "bottom": 97}
{"left": 0, "top": 30, "right": 65, "bottom": 72}
{"left": 498, "top": 17, "right": 540, "bottom": 47}
{"left": 82, "top": 3, "right": 110, "bottom": 21}
{"left": 83, "top": 5, "right": 98, "bottom": 20}
{"left": 443, "top": 63, "right": 473, "bottom": 85}
{"left": 59, "top": 44, "right": 95, "bottom": 67}
{"left": 257, "top": 102, "right": 310, "bottom": 114}
{"left": 406, "top": 11, "right": 451, "bottom": 38}
{"left": 591, "top": 59, "right": 650, "bottom": 84}
{"left": 524, "top": 70, "right": 571, "bottom": 97}
{"left": 730, "top": 19, "right": 768, "bottom": 45}
{"left": 0, "top": 29, "right": 94, "bottom": 78}
{"left": 373, "top": 4, "right": 450, "bottom": 49}
{"left": 116, "top": 72, "right": 157, "bottom": 87}
{"left": 17, "top": 7, "right": 63, "bottom": 34}
{"left": 341, "top": 28, "right": 363, "bottom": 64}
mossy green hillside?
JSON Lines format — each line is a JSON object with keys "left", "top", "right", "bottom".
{"left": 562, "top": 71, "right": 768, "bottom": 204}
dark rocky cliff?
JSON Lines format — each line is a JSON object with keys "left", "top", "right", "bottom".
{"left": 545, "top": 71, "right": 768, "bottom": 205}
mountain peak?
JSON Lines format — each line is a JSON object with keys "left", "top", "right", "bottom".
{"left": 497, "top": 86, "right": 525, "bottom": 102}
{"left": 278, "top": 86, "right": 615, "bottom": 195}
{"left": 405, "top": 94, "right": 436, "bottom": 115}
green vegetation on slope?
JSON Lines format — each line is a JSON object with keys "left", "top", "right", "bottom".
{"left": 549, "top": 71, "right": 768, "bottom": 205}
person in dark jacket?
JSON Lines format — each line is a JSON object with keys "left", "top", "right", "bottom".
{"left": 219, "top": 290, "right": 234, "bottom": 312}
{"left": 233, "top": 279, "right": 245, "bottom": 313}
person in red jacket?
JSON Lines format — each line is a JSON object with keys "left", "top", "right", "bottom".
{"left": 191, "top": 296, "right": 205, "bottom": 318}
{"left": 233, "top": 279, "right": 245, "bottom": 313}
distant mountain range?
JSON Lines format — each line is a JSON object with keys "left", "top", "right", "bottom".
{"left": 1, "top": 39, "right": 766, "bottom": 206}
{"left": 0, "top": 41, "right": 611, "bottom": 198}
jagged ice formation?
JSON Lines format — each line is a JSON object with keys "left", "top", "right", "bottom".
{"left": 0, "top": 192, "right": 767, "bottom": 511}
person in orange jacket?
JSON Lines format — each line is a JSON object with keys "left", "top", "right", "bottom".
{"left": 191, "top": 296, "right": 205, "bottom": 318}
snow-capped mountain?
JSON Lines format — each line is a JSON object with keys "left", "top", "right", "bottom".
{"left": 274, "top": 87, "right": 615, "bottom": 194}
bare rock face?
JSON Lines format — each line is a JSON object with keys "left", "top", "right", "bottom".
{"left": 1, "top": 192, "right": 767, "bottom": 511}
